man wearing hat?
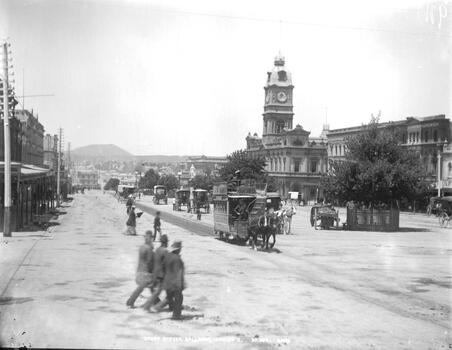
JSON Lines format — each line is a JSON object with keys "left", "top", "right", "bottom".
{"left": 162, "top": 240, "right": 185, "bottom": 320}
{"left": 142, "top": 234, "right": 168, "bottom": 311}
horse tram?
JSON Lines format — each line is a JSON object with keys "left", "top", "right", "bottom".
{"left": 173, "top": 189, "right": 191, "bottom": 212}
{"left": 190, "top": 189, "right": 210, "bottom": 214}
{"left": 212, "top": 181, "right": 281, "bottom": 249}
{"left": 153, "top": 185, "right": 168, "bottom": 205}
{"left": 310, "top": 203, "right": 340, "bottom": 230}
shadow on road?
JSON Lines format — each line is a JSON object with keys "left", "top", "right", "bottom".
{"left": 398, "top": 227, "right": 431, "bottom": 232}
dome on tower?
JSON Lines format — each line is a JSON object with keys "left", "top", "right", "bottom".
{"left": 265, "top": 53, "right": 293, "bottom": 87}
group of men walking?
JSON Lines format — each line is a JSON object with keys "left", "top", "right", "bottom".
{"left": 126, "top": 230, "right": 186, "bottom": 320}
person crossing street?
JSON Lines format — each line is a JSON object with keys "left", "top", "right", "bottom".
{"left": 126, "top": 231, "right": 155, "bottom": 308}
{"left": 142, "top": 234, "right": 168, "bottom": 311}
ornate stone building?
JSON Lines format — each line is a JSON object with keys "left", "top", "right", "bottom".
{"left": 246, "top": 55, "right": 328, "bottom": 201}
{"left": 326, "top": 114, "right": 452, "bottom": 193}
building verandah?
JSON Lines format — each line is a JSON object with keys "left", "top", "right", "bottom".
{"left": 0, "top": 162, "right": 56, "bottom": 231}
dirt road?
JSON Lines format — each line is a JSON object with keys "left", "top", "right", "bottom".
{"left": 1, "top": 192, "right": 450, "bottom": 349}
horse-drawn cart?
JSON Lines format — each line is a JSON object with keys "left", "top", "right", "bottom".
{"left": 190, "top": 189, "right": 210, "bottom": 214}
{"left": 173, "top": 189, "right": 190, "bottom": 211}
{"left": 310, "top": 204, "right": 340, "bottom": 230}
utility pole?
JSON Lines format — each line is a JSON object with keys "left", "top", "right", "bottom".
{"left": 2, "top": 42, "right": 12, "bottom": 237}
{"left": 437, "top": 150, "right": 442, "bottom": 197}
{"left": 57, "top": 127, "right": 62, "bottom": 207}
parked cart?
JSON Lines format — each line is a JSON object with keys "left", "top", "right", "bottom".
{"left": 310, "top": 204, "right": 340, "bottom": 229}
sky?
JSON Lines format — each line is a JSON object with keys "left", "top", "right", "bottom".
{"left": 0, "top": 0, "right": 451, "bottom": 156}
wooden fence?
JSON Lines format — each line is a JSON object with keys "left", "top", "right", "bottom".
{"left": 346, "top": 207, "right": 399, "bottom": 232}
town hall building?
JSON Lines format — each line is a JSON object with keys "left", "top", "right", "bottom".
{"left": 246, "top": 54, "right": 328, "bottom": 201}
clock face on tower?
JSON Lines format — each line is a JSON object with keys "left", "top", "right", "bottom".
{"left": 265, "top": 93, "right": 270, "bottom": 103}
{"left": 277, "top": 91, "right": 288, "bottom": 103}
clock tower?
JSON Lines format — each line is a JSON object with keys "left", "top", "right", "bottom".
{"left": 262, "top": 54, "right": 294, "bottom": 146}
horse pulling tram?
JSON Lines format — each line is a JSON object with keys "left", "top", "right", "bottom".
{"left": 212, "top": 182, "right": 282, "bottom": 249}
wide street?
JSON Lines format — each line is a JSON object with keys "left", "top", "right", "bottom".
{"left": 0, "top": 191, "right": 451, "bottom": 349}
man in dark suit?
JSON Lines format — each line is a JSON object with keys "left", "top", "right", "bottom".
{"left": 161, "top": 240, "right": 185, "bottom": 320}
{"left": 142, "top": 234, "right": 168, "bottom": 311}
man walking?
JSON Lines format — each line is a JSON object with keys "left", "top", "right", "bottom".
{"left": 153, "top": 211, "right": 162, "bottom": 241}
{"left": 142, "top": 234, "right": 168, "bottom": 311}
{"left": 126, "top": 231, "right": 154, "bottom": 308}
{"left": 161, "top": 240, "right": 185, "bottom": 320}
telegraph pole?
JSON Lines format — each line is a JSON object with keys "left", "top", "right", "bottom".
{"left": 57, "top": 127, "right": 62, "bottom": 207}
{"left": 2, "top": 42, "right": 12, "bottom": 237}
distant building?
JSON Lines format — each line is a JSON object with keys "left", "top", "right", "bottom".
{"left": 246, "top": 54, "right": 328, "bottom": 200}
{"left": 73, "top": 169, "right": 100, "bottom": 189}
{"left": 326, "top": 114, "right": 451, "bottom": 190}
{"left": 185, "top": 155, "right": 227, "bottom": 176}
{"left": 15, "top": 109, "right": 44, "bottom": 166}
{"left": 43, "top": 133, "right": 58, "bottom": 170}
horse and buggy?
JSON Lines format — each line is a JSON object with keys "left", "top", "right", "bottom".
{"left": 428, "top": 196, "right": 452, "bottom": 228}
{"left": 173, "top": 189, "right": 191, "bottom": 211}
{"left": 189, "top": 189, "right": 210, "bottom": 214}
{"left": 310, "top": 203, "right": 340, "bottom": 229}
{"left": 153, "top": 185, "right": 168, "bottom": 205}
{"left": 212, "top": 182, "right": 283, "bottom": 249}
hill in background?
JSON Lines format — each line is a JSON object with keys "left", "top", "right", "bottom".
{"left": 71, "top": 144, "right": 132, "bottom": 161}
{"left": 70, "top": 144, "right": 189, "bottom": 163}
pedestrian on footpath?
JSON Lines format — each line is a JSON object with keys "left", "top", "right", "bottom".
{"left": 126, "top": 231, "right": 155, "bottom": 308}
{"left": 196, "top": 206, "right": 201, "bottom": 220}
{"left": 142, "top": 234, "right": 168, "bottom": 311}
{"left": 126, "top": 195, "right": 134, "bottom": 215}
{"left": 161, "top": 240, "right": 186, "bottom": 320}
{"left": 153, "top": 211, "right": 162, "bottom": 241}
{"left": 125, "top": 206, "right": 137, "bottom": 235}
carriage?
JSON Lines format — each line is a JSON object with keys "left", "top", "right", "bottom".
{"left": 173, "top": 189, "right": 191, "bottom": 211}
{"left": 427, "top": 196, "right": 443, "bottom": 217}
{"left": 117, "top": 185, "right": 136, "bottom": 202}
{"left": 153, "top": 185, "right": 168, "bottom": 205}
{"left": 310, "top": 203, "right": 340, "bottom": 229}
{"left": 435, "top": 197, "right": 452, "bottom": 228}
{"left": 212, "top": 182, "right": 281, "bottom": 249}
{"left": 190, "top": 189, "right": 210, "bottom": 214}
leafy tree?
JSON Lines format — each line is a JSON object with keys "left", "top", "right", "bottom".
{"left": 158, "top": 174, "right": 179, "bottom": 191}
{"left": 139, "top": 169, "right": 160, "bottom": 189}
{"left": 220, "top": 149, "right": 266, "bottom": 182}
{"left": 190, "top": 174, "right": 215, "bottom": 191}
{"left": 104, "top": 178, "right": 120, "bottom": 191}
{"left": 322, "top": 116, "right": 428, "bottom": 206}
{"left": 265, "top": 176, "right": 279, "bottom": 192}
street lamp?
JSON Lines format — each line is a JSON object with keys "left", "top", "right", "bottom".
{"left": 437, "top": 139, "right": 448, "bottom": 197}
